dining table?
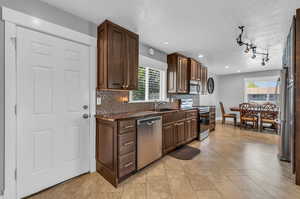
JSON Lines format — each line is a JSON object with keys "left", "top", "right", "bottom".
{"left": 230, "top": 106, "right": 279, "bottom": 129}
{"left": 229, "top": 107, "right": 279, "bottom": 114}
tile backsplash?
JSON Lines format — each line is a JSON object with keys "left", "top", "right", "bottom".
{"left": 168, "top": 94, "right": 200, "bottom": 106}
{"left": 96, "top": 90, "right": 200, "bottom": 115}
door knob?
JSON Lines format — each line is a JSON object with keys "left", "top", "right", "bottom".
{"left": 83, "top": 105, "right": 88, "bottom": 110}
{"left": 82, "top": 113, "right": 90, "bottom": 119}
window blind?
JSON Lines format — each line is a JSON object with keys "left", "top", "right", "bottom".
{"left": 131, "top": 67, "right": 146, "bottom": 101}
{"left": 148, "top": 68, "right": 161, "bottom": 100}
{"left": 131, "top": 67, "right": 162, "bottom": 101}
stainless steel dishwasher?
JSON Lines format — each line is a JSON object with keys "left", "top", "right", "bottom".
{"left": 137, "top": 116, "right": 162, "bottom": 170}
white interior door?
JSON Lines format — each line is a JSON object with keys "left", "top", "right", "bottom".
{"left": 16, "top": 27, "right": 90, "bottom": 198}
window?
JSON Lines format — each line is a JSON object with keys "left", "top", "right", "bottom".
{"left": 130, "top": 66, "right": 166, "bottom": 102}
{"left": 244, "top": 77, "right": 280, "bottom": 104}
{"left": 131, "top": 67, "right": 146, "bottom": 101}
{"left": 148, "top": 68, "right": 161, "bottom": 100}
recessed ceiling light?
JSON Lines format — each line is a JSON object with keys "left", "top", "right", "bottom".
{"left": 163, "top": 42, "right": 169, "bottom": 45}
{"left": 198, "top": 54, "right": 204, "bottom": 58}
{"left": 225, "top": 66, "right": 229, "bottom": 69}
{"left": 237, "top": 70, "right": 241, "bottom": 73}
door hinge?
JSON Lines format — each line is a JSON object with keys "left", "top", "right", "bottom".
{"left": 14, "top": 168, "right": 17, "bottom": 180}
{"left": 14, "top": 104, "right": 17, "bottom": 115}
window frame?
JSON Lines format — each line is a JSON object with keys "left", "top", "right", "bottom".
{"left": 244, "top": 76, "right": 280, "bottom": 104}
{"left": 129, "top": 66, "right": 167, "bottom": 103}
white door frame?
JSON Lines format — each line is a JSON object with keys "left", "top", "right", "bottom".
{"left": 2, "top": 7, "right": 97, "bottom": 199}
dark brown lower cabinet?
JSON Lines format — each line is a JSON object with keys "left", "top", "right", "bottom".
{"left": 176, "top": 121, "right": 186, "bottom": 146}
{"left": 184, "top": 118, "right": 198, "bottom": 142}
{"left": 191, "top": 118, "right": 198, "bottom": 139}
{"left": 96, "top": 119, "right": 118, "bottom": 186}
{"left": 162, "top": 110, "right": 198, "bottom": 155}
{"left": 118, "top": 152, "right": 136, "bottom": 178}
{"left": 96, "top": 118, "right": 137, "bottom": 187}
{"left": 162, "top": 124, "right": 177, "bottom": 154}
{"left": 185, "top": 119, "right": 192, "bottom": 142}
{"left": 96, "top": 109, "right": 199, "bottom": 186}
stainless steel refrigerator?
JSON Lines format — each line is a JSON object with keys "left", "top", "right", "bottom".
{"left": 278, "top": 18, "right": 295, "bottom": 167}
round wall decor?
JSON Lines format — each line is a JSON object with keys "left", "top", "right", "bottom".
{"left": 207, "top": 77, "right": 214, "bottom": 94}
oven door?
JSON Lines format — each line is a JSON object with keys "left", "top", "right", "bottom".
{"left": 199, "top": 112, "right": 210, "bottom": 132}
{"left": 189, "top": 81, "right": 200, "bottom": 94}
{"left": 199, "top": 112, "right": 210, "bottom": 141}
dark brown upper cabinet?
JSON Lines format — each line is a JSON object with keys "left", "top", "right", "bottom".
{"left": 201, "top": 66, "right": 208, "bottom": 94}
{"left": 197, "top": 62, "right": 202, "bottom": 81}
{"left": 167, "top": 53, "right": 188, "bottom": 94}
{"left": 189, "top": 58, "right": 197, "bottom": 81}
{"left": 188, "top": 58, "right": 202, "bottom": 81}
{"left": 97, "top": 20, "right": 139, "bottom": 90}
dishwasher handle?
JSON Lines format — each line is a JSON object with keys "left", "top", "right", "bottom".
{"left": 146, "top": 121, "right": 154, "bottom": 126}
{"left": 137, "top": 116, "right": 161, "bottom": 126}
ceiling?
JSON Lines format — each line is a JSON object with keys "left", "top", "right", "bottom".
{"left": 40, "top": 0, "right": 300, "bottom": 74}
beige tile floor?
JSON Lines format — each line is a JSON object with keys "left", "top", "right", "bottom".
{"left": 28, "top": 123, "right": 300, "bottom": 199}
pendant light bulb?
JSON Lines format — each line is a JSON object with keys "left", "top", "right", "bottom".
{"left": 244, "top": 45, "right": 250, "bottom": 53}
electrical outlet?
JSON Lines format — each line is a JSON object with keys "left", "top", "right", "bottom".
{"left": 96, "top": 97, "right": 102, "bottom": 105}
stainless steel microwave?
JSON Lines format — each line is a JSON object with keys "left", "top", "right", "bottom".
{"left": 189, "top": 80, "right": 201, "bottom": 94}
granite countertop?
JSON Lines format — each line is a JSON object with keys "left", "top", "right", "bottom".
{"left": 95, "top": 111, "right": 163, "bottom": 122}
{"left": 95, "top": 108, "right": 198, "bottom": 121}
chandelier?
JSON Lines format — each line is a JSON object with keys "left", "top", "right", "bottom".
{"left": 236, "top": 26, "right": 270, "bottom": 66}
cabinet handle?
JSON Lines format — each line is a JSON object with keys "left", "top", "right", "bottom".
{"left": 124, "top": 162, "right": 133, "bottom": 168}
{"left": 122, "top": 84, "right": 129, "bottom": 89}
{"left": 123, "top": 125, "right": 134, "bottom": 129}
{"left": 123, "top": 141, "right": 134, "bottom": 146}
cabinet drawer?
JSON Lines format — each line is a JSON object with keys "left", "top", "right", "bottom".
{"left": 119, "top": 152, "right": 136, "bottom": 178}
{"left": 119, "top": 120, "right": 136, "bottom": 134}
{"left": 118, "top": 132, "right": 136, "bottom": 155}
{"left": 186, "top": 111, "right": 198, "bottom": 118}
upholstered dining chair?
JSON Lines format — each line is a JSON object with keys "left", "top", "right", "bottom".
{"left": 220, "top": 102, "right": 237, "bottom": 126}
{"left": 260, "top": 102, "right": 278, "bottom": 132}
{"left": 239, "top": 103, "right": 259, "bottom": 129}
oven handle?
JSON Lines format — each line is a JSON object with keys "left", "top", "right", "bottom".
{"left": 197, "top": 83, "right": 201, "bottom": 93}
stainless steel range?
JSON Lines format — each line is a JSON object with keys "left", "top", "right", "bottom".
{"left": 180, "top": 99, "right": 210, "bottom": 141}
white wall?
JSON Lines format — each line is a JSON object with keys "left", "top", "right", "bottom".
{"left": 199, "top": 73, "right": 219, "bottom": 106}
{"left": 139, "top": 43, "right": 167, "bottom": 63}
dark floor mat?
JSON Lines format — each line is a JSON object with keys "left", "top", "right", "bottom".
{"left": 169, "top": 145, "right": 200, "bottom": 160}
